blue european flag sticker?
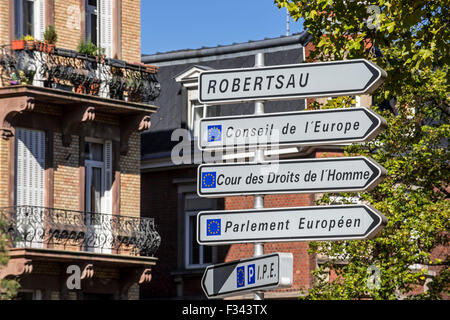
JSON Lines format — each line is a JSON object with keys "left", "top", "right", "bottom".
{"left": 248, "top": 264, "right": 255, "bottom": 284}
{"left": 206, "top": 219, "right": 221, "bottom": 236}
{"left": 207, "top": 125, "right": 222, "bottom": 142}
{"left": 236, "top": 266, "right": 245, "bottom": 288}
{"left": 201, "top": 172, "right": 216, "bottom": 188}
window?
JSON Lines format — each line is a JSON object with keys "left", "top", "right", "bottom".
{"left": 84, "top": 138, "right": 112, "bottom": 254}
{"left": 86, "top": 0, "right": 113, "bottom": 57}
{"left": 14, "top": 0, "right": 45, "bottom": 40}
{"left": 187, "top": 90, "right": 218, "bottom": 139}
{"left": 175, "top": 66, "right": 218, "bottom": 139}
{"left": 184, "top": 194, "right": 217, "bottom": 269}
{"left": 15, "top": 128, "right": 45, "bottom": 248}
{"left": 86, "top": 0, "right": 98, "bottom": 45}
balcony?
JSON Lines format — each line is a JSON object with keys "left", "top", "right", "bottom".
{"left": 0, "top": 44, "right": 160, "bottom": 154}
{"left": 1, "top": 206, "right": 161, "bottom": 257}
{"left": 0, "top": 43, "right": 160, "bottom": 103}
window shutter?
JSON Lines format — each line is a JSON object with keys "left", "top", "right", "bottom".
{"left": 103, "top": 140, "right": 112, "bottom": 214}
{"left": 15, "top": 128, "right": 45, "bottom": 207}
{"left": 99, "top": 0, "right": 113, "bottom": 58}
{"left": 35, "top": 0, "right": 46, "bottom": 40}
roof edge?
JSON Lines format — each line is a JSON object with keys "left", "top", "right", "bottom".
{"left": 142, "top": 32, "right": 312, "bottom": 64}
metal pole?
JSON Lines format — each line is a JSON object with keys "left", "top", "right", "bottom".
{"left": 253, "top": 52, "right": 265, "bottom": 301}
{"left": 286, "top": 8, "right": 290, "bottom": 37}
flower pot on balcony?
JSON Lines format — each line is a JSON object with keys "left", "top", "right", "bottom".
{"left": 34, "top": 40, "right": 43, "bottom": 51}
{"left": 89, "top": 82, "right": 100, "bottom": 95}
{"left": 11, "top": 39, "right": 25, "bottom": 50}
{"left": 47, "top": 44, "right": 55, "bottom": 54}
{"left": 26, "top": 40, "right": 35, "bottom": 50}
{"left": 75, "top": 84, "right": 86, "bottom": 94}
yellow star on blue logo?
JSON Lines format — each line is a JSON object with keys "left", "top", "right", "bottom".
{"left": 206, "top": 219, "right": 221, "bottom": 236}
{"left": 201, "top": 172, "right": 216, "bottom": 188}
{"left": 236, "top": 266, "right": 245, "bottom": 288}
{"left": 207, "top": 125, "right": 222, "bottom": 142}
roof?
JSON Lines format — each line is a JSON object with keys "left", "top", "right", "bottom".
{"left": 142, "top": 32, "right": 312, "bottom": 66}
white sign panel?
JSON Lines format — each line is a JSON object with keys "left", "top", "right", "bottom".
{"left": 198, "top": 59, "right": 386, "bottom": 104}
{"left": 201, "top": 253, "right": 293, "bottom": 299}
{"left": 198, "top": 156, "right": 386, "bottom": 197}
{"left": 198, "top": 107, "right": 386, "bottom": 150}
{"left": 197, "top": 204, "right": 387, "bottom": 245}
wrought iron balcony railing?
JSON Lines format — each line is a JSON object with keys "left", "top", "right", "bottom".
{"left": 0, "top": 44, "right": 160, "bottom": 104}
{"left": 0, "top": 206, "right": 161, "bottom": 257}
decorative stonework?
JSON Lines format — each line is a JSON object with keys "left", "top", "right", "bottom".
{"left": 120, "top": 113, "right": 151, "bottom": 155}
{"left": 0, "top": 258, "right": 33, "bottom": 279}
{"left": 62, "top": 105, "right": 96, "bottom": 146}
{"left": 0, "top": 96, "right": 35, "bottom": 139}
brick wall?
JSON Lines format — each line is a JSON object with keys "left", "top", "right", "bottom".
{"left": 120, "top": 131, "right": 140, "bottom": 217}
{"left": 53, "top": 133, "right": 80, "bottom": 211}
{"left": 140, "top": 167, "right": 194, "bottom": 298}
{"left": 54, "top": 0, "right": 82, "bottom": 51}
{"left": 121, "top": 0, "right": 141, "bottom": 62}
{"left": 224, "top": 194, "right": 315, "bottom": 296}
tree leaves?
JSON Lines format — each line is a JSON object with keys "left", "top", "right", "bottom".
{"left": 275, "top": 0, "right": 449, "bottom": 299}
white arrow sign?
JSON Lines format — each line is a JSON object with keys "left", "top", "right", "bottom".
{"left": 198, "top": 107, "right": 386, "bottom": 150}
{"left": 201, "top": 253, "right": 293, "bottom": 299}
{"left": 197, "top": 204, "right": 387, "bottom": 245}
{"left": 198, "top": 156, "right": 386, "bottom": 197}
{"left": 198, "top": 59, "right": 386, "bottom": 104}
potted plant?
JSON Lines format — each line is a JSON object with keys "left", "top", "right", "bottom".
{"left": 11, "top": 38, "right": 25, "bottom": 50}
{"left": 77, "top": 38, "right": 98, "bottom": 56}
{"left": 24, "top": 35, "right": 35, "bottom": 50}
{"left": 44, "top": 25, "right": 57, "bottom": 53}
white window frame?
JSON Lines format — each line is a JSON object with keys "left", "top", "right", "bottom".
{"left": 15, "top": 0, "right": 45, "bottom": 40}
{"left": 187, "top": 89, "right": 213, "bottom": 140}
{"left": 184, "top": 210, "right": 217, "bottom": 269}
{"left": 85, "top": 0, "right": 112, "bottom": 57}
{"left": 84, "top": 137, "right": 112, "bottom": 254}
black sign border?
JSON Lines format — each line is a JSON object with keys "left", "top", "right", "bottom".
{"left": 199, "top": 107, "right": 386, "bottom": 150}
{"left": 201, "top": 253, "right": 281, "bottom": 298}
{"left": 198, "top": 59, "right": 386, "bottom": 104}
{"left": 197, "top": 204, "right": 387, "bottom": 245}
{"left": 197, "top": 156, "right": 386, "bottom": 197}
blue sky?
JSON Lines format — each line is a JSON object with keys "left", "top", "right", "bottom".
{"left": 141, "top": 0, "right": 304, "bottom": 55}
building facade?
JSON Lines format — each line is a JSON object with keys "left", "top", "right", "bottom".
{"left": 0, "top": 0, "right": 161, "bottom": 300}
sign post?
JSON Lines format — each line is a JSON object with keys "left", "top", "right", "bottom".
{"left": 197, "top": 204, "right": 387, "bottom": 245}
{"left": 252, "top": 52, "right": 266, "bottom": 300}
{"left": 201, "top": 253, "right": 293, "bottom": 299}
{"left": 198, "top": 156, "right": 386, "bottom": 197}
{"left": 196, "top": 56, "right": 387, "bottom": 301}
{"left": 199, "top": 59, "right": 386, "bottom": 104}
{"left": 199, "top": 107, "right": 386, "bottom": 151}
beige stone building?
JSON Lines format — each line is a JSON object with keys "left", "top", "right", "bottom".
{"left": 0, "top": 0, "right": 161, "bottom": 299}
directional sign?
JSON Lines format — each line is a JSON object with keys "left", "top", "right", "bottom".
{"left": 198, "top": 107, "right": 386, "bottom": 150}
{"left": 198, "top": 59, "right": 386, "bottom": 104}
{"left": 197, "top": 204, "right": 387, "bottom": 245}
{"left": 198, "top": 156, "right": 386, "bottom": 197}
{"left": 201, "top": 253, "right": 293, "bottom": 299}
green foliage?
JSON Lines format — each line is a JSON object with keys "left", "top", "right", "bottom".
{"left": 77, "top": 38, "right": 105, "bottom": 56}
{"left": 43, "top": 25, "right": 58, "bottom": 44}
{"left": 0, "top": 218, "right": 19, "bottom": 300}
{"left": 275, "top": 0, "right": 449, "bottom": 299}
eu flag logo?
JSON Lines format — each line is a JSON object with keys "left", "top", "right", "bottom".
{"left": 201, "top": 172, "right": 216, "bottom": 188}
{"left": 207, "top": 125, "right": 222, "bottom": 142}
{"left": 206, "top": 219, "right": 221, "bottom": 236}
{"left": 236, "top": 266, "right": 245, "bottom": 288}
